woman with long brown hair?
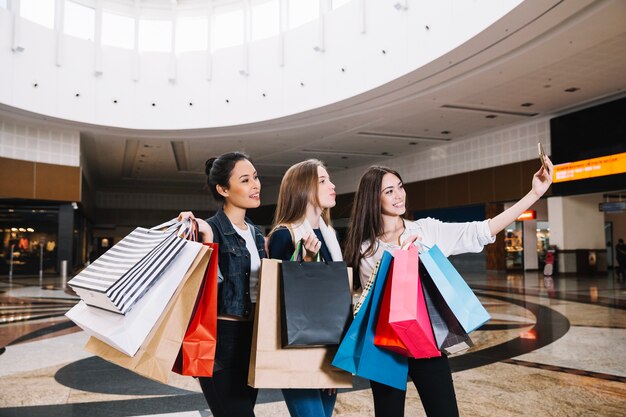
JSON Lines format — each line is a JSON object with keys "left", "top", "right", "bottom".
{"left": 267, "top": 159, "right": 343, "bottom": 417}
{"left": 344, "top": 157, "right": 553, "bottom": 417}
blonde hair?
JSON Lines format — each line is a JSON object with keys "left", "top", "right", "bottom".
{"left": 271, "top": 159, "right": 331, "bottom": 234}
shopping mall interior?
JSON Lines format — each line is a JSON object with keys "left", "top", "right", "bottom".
{"left": 0, "top": 0, "right": 625, "bottom": 416}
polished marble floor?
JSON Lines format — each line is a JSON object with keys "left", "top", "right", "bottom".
{"left": 1, "top": 269, "right": 625, "bottom": 417}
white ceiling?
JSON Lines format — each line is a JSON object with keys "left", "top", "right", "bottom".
{"left": 3, "top": 0, "right": 626, "bottom": 195}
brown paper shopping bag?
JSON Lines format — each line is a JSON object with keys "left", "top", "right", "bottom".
{"left": 248, "top": 258, "right": 353, "bottom": 388}
{"left": 85, "top": 245, "right": 211, "bottom": 384}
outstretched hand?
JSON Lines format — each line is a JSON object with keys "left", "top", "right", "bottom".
{"left": 532, "top": 156, "right": 554, "bottom": 197}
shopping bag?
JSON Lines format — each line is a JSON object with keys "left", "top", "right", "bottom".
{"left": 372, "top": 261, "right": 410, "bottom": 356}
{"left": 68, "top": 219, "right": 193, "bottom": 314}
{"left": 418, "top": 244, "right": 490, "bottom": 333}
{"left": 66, "top": 237, "right": 203, "bottom": 356}
{"left": 84, "top": 245, "right": 210, "bottom": 384}
{"left": 374, "top": 247, "right": 440, "bottom": 359}
{"left": 420, "top": 262, "right": 473, "bottom": 355}
{"left": 280, "top": 241, "right": 352, "bottom": 347}
{"left": 332, "top": 251, "right": 409, "bottom": 391}
{"left": 248, "top": 259, "right": 353, "bottom": 388}
{"left": 172, "top": 243, "right": 219, "bottom": 377}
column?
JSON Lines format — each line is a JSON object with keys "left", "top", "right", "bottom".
{"left": 547, "top": 194, "right": 606, "bottom": 274}
{"left": 57, "top": 203, "right": 74, "bottom": 273}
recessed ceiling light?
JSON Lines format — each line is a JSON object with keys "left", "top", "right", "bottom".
{"left": 564, "top": 87, "right": 580, "bottom": 93}
{"left": 520, "top": 102, "right": 534, "bottom": 107}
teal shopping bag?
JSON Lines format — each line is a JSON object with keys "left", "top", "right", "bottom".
{"left": 332, "top": 251, "right": 409, "bottom": 391}
{"left": 418, "top": 244, "right": 490, "bottom": 333}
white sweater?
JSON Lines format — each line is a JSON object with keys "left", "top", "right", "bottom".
{"left": 359, "top": 217, "right": 495, "bottom": 288}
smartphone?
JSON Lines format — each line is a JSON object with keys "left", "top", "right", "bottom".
{"left": 537, "top": 143, "right": 547, "bottom": 171}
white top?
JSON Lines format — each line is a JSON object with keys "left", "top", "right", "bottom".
{"left": 233, "top": 222, "right": 261, "bottom": 303}
{"left": 359, "top": 217, "right": 495, "bottom": 288}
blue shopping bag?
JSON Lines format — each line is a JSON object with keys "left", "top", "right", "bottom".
{"left": 418, "top": 244, "right": 490, "bottom": 333}
{"left": 332, "top": 251, "right": 409, "bottom": 391}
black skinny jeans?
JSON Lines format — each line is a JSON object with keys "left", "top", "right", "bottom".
{"left": 198, "top": 320, "right": 257, "bottom": 417}
{"left": 370, "top": 355, "right": 459, "bottom": 417}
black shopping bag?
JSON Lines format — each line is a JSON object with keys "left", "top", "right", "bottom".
{"left": 420, "top": 261, "right": 473, "bottom": 355}
{"left": 280, "top": 242, "right": 352, "bottom": 347}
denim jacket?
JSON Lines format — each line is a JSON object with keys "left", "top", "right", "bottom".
{"left": 207, "top": 208, "right": 267, "bottom": 318}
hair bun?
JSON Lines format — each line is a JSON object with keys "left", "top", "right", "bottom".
{"left": 205, "top": 157, "right": 218, "bottom": 176}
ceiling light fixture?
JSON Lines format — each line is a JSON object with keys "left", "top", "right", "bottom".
{"left": 441, "top": 104, "right": 537, "bottom": 117}
{"left": 300, "top": 149, "right": 393, "bottom": 157}
{"left": 357, "top": 132, "right": 450, "bottom": 142}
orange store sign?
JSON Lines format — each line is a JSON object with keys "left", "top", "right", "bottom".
{"left": 553, "top": 152, "right": 626, "bottom": 183}
{"left": 517, "top": 210, "right": 536, "bottom": 221}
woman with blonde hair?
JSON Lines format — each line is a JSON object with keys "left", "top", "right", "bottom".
{"left": 267, "top": 159, "right": 342, "bottom": 417}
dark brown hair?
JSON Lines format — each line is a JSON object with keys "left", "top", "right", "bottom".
{"left": 205, "top": 152, "right": 251, "bottom": 202}
{"left": 343, "top": 166, "right": 405, "bottom": 277}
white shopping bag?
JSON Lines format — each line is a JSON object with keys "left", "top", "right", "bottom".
{"left": 66, "top": 239, "right": 202, "bottom": 356}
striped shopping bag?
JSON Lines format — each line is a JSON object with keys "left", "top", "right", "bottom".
{"left": 69, "top": 220, "right": 192, "bottom": 315}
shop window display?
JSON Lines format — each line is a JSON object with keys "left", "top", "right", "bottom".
{"left": 505, "top": 222, "right": 524, "bottom": 270}
{"left": 0, "top": 207, "right": 59, "bottom": 276}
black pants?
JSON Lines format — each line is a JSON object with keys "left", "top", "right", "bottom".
{"left": 370, "top": 355, "right": 459, "bottom": 417}
{"left": 198, "top": 320, "right": 257, "bottom": 417}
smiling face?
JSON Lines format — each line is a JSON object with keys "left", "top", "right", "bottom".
{"left": 316, "top": 166, "right": 336, "bottom": 209}
{"left": 218, "top": 159, "right": 261, "bottom": 209}
{"left": 379, "top": 172, "right": 406, "bottom": 216}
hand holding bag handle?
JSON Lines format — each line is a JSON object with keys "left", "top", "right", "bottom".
{"left": 291, "top": 239, "right": 322, "bottom": 263}
{"left": 151, "top": 218, "right": 196, "bottom": 241}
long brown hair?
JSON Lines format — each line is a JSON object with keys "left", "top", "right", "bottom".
{"left": 271, "top": 159, "right": 331, "bottom": 234}
{"left": 343, "top": 166, "right": 405, "bottom": 277}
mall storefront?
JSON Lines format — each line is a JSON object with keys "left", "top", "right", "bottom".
{"left": 0, "top": 203, "right": 89, "bottom": 277}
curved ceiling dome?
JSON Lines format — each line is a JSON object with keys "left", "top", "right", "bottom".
{"left": 1, "top": 0, "right": 548, "bottom": 130}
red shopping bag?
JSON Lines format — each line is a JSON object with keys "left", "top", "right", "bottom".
{"left": 374, "top": 246, "right": 440, "bottom": 359}
{"left": 373, "top": 261, "right": 411, "bottom": 356}
{"left": 172, "top": 242, "right": 219, "bottom": 376}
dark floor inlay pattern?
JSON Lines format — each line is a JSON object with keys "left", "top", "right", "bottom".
{"left": 502, "top": 358, "right": 626, "bottom": 382}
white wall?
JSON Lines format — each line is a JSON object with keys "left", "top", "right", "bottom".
{"left": 0, "top": 117, "right": 80, "bottom": 166}
{"left": 548, "top": 194, "right": 606, "bottom": 251}
{"left": 0, "top": 0, "right": 526, "bottom": 129}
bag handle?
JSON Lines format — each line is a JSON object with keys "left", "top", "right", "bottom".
{"left": 290, "top": 239, "right": 322, "bottom": 262}
{"left": 413, "top": 240, "right": 431, "bottom": 253}
{"left": 151, "top": 218, "right": 197, "bottom": 241}
{"left": 151, "top": 218, "right": 182, "bottom": 231}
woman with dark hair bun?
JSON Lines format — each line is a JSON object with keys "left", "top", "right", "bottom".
{"left": 178, "top": 151, "right": 265, "bottom": 417}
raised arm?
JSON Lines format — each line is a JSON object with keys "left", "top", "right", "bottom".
{"left": 488, "top": 156, "right": 553, "bottom": 236}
